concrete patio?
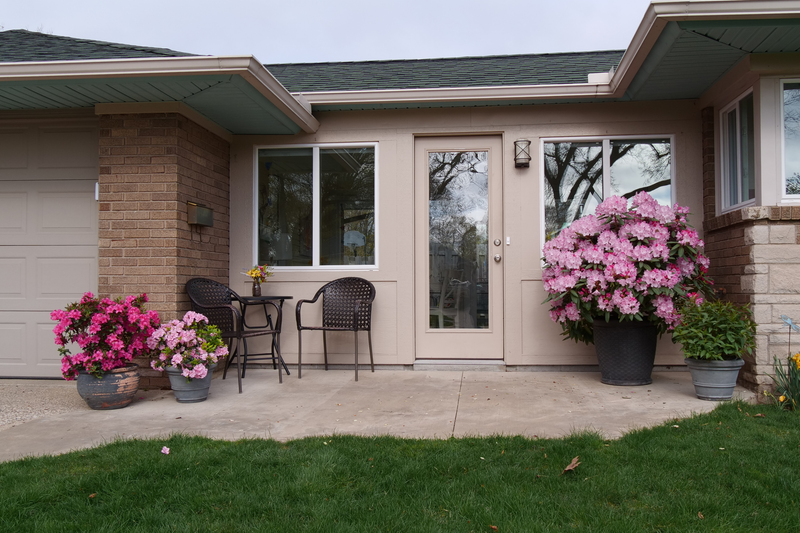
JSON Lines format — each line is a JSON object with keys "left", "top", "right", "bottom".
{"left": 0, "top": 369, "right": 756, "bottom": 463}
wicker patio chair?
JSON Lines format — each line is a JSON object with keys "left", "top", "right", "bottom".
{"left": 185, "top": 278, "right": 284, "bottom": 393}
{"left": 295, "top": 277, "right": 376, "bottom": 381}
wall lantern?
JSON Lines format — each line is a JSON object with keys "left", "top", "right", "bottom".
{"left": 187, "top": 202, "right": 214, "bottom": 227}
{"left": 514, "top": 140, "right": 531, "bottom": 168}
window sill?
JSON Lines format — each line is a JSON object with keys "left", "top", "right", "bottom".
{"left": 706, "top": 205, "right": 800, "bottom": 232}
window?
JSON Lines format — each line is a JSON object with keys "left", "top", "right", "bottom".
{"left": 783, "top": 81, "right": 800, "bottom": 196}
{"left": 720, "top": 92, "right": 756, "bottom": 209}
{"left": 543, "top": 137, "right": 672, "bottom": 239}
{"left": 256, "top": 145, "right": 377, "bottom": 268}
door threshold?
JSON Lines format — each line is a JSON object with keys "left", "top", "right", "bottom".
{"left": 413, "top": 359, "right": 506, "bottom": 372}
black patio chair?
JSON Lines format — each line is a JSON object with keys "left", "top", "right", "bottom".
{"left": 185, "top": 278, "right": 284, "bottom": 393}
{"left": 295, "top": 277, "right": 376, "bottom": 381}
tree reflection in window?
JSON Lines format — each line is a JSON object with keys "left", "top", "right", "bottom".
{"left": 428, "top": 151, "right": 489, "bottom": 329}
{"left": 784, "top": 83, "right": 800, "bottom": 195}
{"left": 544, "top": 139, "right": 671, "bottom": 239}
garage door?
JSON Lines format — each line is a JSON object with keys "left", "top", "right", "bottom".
{"left": 0, "top": 122, "right": 98, "bottom": 378}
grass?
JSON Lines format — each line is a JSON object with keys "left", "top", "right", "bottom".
{"left": 1, "top": 402, "right": 798, "bottom": 532}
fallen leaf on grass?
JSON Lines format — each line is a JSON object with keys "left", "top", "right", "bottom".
{"left": 754, "top": 413, "right": 766, "bottom": 418}
{"left": 561, "top": 456, "right": 581, "bottom": 475}
{"left": 88, "top": 493, "right": 96, "bottom": 499}
{"left": 490, "top": 526, "right": 498, "bottom": 531}
{"left": 698, "top": 512, "right": 704, "bottom": 519}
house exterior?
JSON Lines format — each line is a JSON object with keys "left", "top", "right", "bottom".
{"left": 1, "top": 0, "right": 799, "bottom": 393}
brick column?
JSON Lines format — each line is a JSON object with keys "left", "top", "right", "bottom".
{"left": 97, "top": 112, "right": 230, "bottom": 388}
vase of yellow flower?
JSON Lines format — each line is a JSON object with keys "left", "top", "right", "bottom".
{"left": 244, "top": 264, "right": 274, "bottom": 296}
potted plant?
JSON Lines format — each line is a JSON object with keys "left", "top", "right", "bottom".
{"left": 51, "top": 293, "right": 160, "bottom": 410}
{"left": 243, "top": 264, "right": 274, "bottom": 296}
{"left": 542, "top": 192, "right": 713, "bottom": 386}
{"left": 148, "top": 311, "right": 229, "bottom": 403}
{"left": 671, "top": 296, "right": 755, "bottom": 400}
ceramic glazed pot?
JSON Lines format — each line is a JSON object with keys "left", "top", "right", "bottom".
{"left": 684, "top": 357, "right": 745, "bottom": 401}
{"left": 593, "top": 319, "right": 658, "bottom": 386}
{"left": 165, "top": 364, "right": 217, "bottom": 403}
{"left": 76, "top": 363, "right": 140, "bottom": 410}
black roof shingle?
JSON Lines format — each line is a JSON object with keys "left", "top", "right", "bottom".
{"left": 0, "top": 29, "right": 624, "bottom": 94}
{"left": 0, "top": 29, "right": 195, "bottom": 63}
{"left": 265, "top": 51, "right": 624, "bottom": 92}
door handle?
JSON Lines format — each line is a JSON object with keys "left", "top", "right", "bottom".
{"left": 494, "top": 254, "right": 501, "bottom": 262}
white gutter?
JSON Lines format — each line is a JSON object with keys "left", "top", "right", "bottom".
{"left": 0, "top": 55, "right": 320, "bottom": 133}
{"left": 299, "top": 0, "right": 800, "bottom": 107}
{"left": 300, "top": 82, "right": 619, "bottom": 106}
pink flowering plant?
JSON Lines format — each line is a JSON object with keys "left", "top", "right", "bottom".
{"left": 51, "top": 293, "right": 160, "bottom": 380}
{"left": 542, "top": 192, "right": 714, "bottom": 344}
{"left": 147, "top": 311, "right": 228, "bottom": 381}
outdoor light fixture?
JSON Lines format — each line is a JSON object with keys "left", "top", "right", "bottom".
{"left": 514, "top": 139, "right": 531, "bottom": 168}
{"left": 187, "top": 202, "right": 214, "bottom": 227}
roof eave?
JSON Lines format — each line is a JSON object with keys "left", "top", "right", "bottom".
{"left": 0, "top": 55, "right": 320, "bottom": 133}
{"left": 609, "top": 0, "right": 800, "bottom": 96}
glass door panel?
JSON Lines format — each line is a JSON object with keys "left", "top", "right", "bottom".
{"left": 414, "top": 136, "right": 503, "bottom": 361}
{"left": 428, "top": 151, "right": 489, "bottom": 329}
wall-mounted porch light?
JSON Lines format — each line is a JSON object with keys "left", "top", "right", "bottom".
{"left": 187, "top": 202, "right": 214, "bottom": 227}
{"left": 514, "top": 140, "right": 531, "bottom": 168}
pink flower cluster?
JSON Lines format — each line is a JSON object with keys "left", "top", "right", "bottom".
{"left": 148, "top": 311, "right": 228, "bottom": 381}
{"left": 51, "top": 293, "right": 160, "bottom": 380}
{"left": 542, "top": 192, "right": 713, "bottom": 344}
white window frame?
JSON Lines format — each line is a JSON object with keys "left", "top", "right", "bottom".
{"left": 719, "top": 89, "right": 757, "bottom": 212}
{"left": 539, "top": 134, "right": 676, "bottom": 244}
{"left": 781, "top": 79, "right": 800, "bottom": 201}
{"left": 252, "top": 142, "right": 379, "bottom": 271}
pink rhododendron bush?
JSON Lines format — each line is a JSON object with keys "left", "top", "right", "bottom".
{"left": 148, "top": 311, "right": 228, "bottom": 381}
{"left": 542, "top": 192, "right": 713, "bottom": 345}
{"left": 51, "top": 293, "right": 161, "bottom": 379}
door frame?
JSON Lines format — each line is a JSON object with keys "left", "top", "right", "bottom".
{"left": 413, "top": 135, "right": 504, "bottom": 361}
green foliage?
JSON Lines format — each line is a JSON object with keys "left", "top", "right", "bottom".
{"left": 672, "top": 300, "right": 756, "bottom": 360}
{"left": 765, "top": 354, "right": 800, "bottom": 411}
{"left": 1, "top": 403, "right": 800, "bottom": 532}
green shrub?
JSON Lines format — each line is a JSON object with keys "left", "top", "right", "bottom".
{"left": 672, "top": 299, "right": 756, "bottom": 360}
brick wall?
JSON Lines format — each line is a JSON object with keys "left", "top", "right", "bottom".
{"left": 97, "top": 112, "right": 230, "bottom": 388}
{"left": 705, "top": 208, "right": 800, "bottom": 392}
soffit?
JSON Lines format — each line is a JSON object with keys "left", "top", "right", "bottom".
{"left": 624, "top": 19, "right": 800, "bottom": 101}
{"left": 0, "top": 74, "right": 305, "bottom": 134}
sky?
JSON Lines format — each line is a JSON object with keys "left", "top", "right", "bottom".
{"left": 2, "top": 0, "right": 656, "bottom": 64}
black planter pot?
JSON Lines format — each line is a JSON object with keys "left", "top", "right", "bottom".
{"left": 593, "top": 319, "right": 658, "bottom": 386}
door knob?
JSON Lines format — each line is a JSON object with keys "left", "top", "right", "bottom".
{"left": 494, "top": 254, "right": 501, "bottom": 262}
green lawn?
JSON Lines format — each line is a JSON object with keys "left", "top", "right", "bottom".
{"left": 1, "top": 402, "right": 798, "bottom": 532}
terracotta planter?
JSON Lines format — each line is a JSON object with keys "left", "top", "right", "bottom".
{"left": 76, "top": 363, "right": 140, "bottom": 410}
{"left": 593, "top": 319, "right": 657, "bottom": 386}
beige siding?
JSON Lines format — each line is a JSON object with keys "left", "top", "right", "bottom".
{"left": 231, "top": 100, "right": 703, "bottom": 367}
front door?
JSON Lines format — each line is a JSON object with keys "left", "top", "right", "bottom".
{"left": 414, "top": 136, "right": 503, "bottom": 360}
